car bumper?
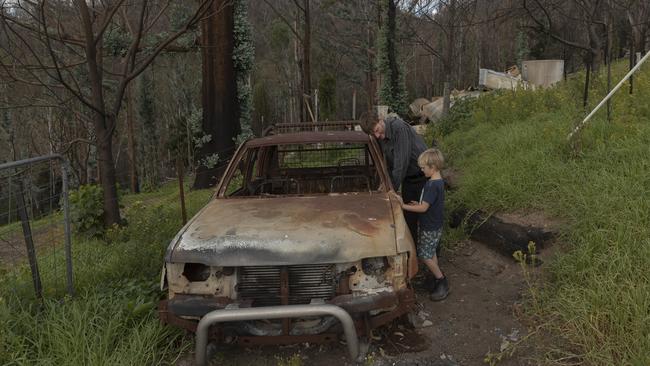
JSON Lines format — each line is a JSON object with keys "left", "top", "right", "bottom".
{"left": 159, "top": 288, "right": 415, "bottom": 335}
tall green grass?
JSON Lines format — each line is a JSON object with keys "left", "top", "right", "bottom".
{"left": 0, "top": 181, "right": 213, "bottom": 365}
{"left": 431, "top": 61, "right": 650, "bottom": 365}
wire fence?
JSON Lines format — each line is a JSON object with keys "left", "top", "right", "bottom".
{"left": 0, "top": 149, "right": 242, "bottom": 302}
{"left": 0, "top": 155, "right": 73, "bottom": 300}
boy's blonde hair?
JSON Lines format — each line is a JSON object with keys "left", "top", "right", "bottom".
{"left": 418, "top": 148, "right": 445, "bottom": 170}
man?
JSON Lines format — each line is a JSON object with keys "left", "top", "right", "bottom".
{"left": 362, "top": 110, "right": 427, "bottom": 246}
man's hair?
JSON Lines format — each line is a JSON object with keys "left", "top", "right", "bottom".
{"left": 359, "top": 109, "right": 381, "bottom": 134}
{"left": 418, "top": 148, "right": 445, "bottom": 170}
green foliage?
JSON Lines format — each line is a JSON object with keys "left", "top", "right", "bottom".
{"left": 514, "top": 29, "right": 529, "bottom": 69}
{"left": 437, "top": 60, "right": 650, "bottom": 364}
{"left": 253, "top": 80, "right": 272, "bottom": 126}
{"left": 429, "top": 96, "right": 478, "bottom": 138}
{"left": 270, "top": 19, "right": 291, "bottom": 53}
{"left": 69, "top": 184, "right": 105, "bottom": 237}
{"left": 1, "top": 182, "right": 213, "bottom": 365}
{"left": 275, "top": 353, "right": 303, "bottom": 366}
{"left": 376, "top": 0, "right": 409, "bottom": 116}
{"left": 103, "top": 25, "right": 131, "bottom": 57}
{"left": 0, "top": 286, "right": 186, "bottom": 366}
{"left": 318, "top": 74, "right": 337, "bottom": 120}
{"left": 234, "top": 0, "right": 254, "bottom": 143}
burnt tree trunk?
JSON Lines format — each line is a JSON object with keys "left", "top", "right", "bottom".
{"left": 96, "top": 119, "right": 122, "bottom": 226}
{"left": 450, "top": 209, "right": 554, "bottom": 262}
{"left": 629, "top": 36, "right": 635, "bottom": 94}
{"left": 125, "top": 84, "right": 139, "bottom": 193}
{"left": 77, "top": 0, "right": 122, "bottom": 226}
{"left": 295, "top": 16, "right": 305, "bottom": 122}
{"left": 16, "top": 180, "right": 42, "bottom": 300}
{"left": 302, "top": 0, "right": 312, "bottom": 122}
{"left": 386, "top": 0, "right": 400, "bottom": 104}
{"left": 583, "top": 59, "right": 591, "bottom": 109}
{"left": 194, "top": 0, "right": 240, "bottom": 189}
{"left": 365, "top": 9, "right": 377, "bottom": 111}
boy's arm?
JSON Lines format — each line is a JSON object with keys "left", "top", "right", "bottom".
{"left": 402, "top": 201, "right": 430, "bottom": 213}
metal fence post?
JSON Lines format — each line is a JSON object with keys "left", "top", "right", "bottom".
{"left": 15, "top": 179, "right": 42, "bottom": 300}
{"left": 0, "top": 154, "right": 75, "bottom": 298}
{"left": 60, "top": 158, "right": 74, "bottom": 297}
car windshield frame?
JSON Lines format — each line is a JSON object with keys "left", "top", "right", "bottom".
{"left": 215, "top": 131, "right": 392, "bottom": 198}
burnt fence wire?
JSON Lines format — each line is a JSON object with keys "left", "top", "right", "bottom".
{"left": 0, "top": 155, "right": 73, "bottom": 300}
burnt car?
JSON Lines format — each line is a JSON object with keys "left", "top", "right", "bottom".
{"left": 159, "top": 122, "right": 418, "bottom": 364}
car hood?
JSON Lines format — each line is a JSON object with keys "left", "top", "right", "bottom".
{"left": 165, "top": 193, "right": 398, "bottom": 266}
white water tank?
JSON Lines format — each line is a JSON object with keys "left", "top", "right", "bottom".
{"left": 522, "top": 60, "right": 564, "bottom": 88}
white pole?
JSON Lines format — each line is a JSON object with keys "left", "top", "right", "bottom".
{"left": 568, "top": 50, "right": 650, "bottom": 140}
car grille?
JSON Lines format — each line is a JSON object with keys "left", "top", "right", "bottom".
{"left": 237, "top": 265, "right": 337, "bottom": 307}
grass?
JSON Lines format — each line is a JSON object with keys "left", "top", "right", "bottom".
{"left": 428, "top": 60, "right": 650, "bottom": 365}
{"left": 2, "top": 62, "right": 649, "bottom": 365}
{"left": 0, "top": 179, "right": 214, "bottom": 365}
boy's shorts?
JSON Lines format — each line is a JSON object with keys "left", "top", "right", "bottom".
{"left": 417, "top": 228, "right": 442, "bottom": 259}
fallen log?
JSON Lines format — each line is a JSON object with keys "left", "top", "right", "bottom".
{"left": 449, "top": 208, "right": 554, "bottom": 264}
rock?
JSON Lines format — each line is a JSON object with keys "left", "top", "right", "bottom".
{"left": 407, "top": 312, "right": 433, "bottom": 329}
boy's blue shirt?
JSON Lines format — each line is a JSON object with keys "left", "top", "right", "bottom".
{"left": 418, "top": 178, "right": 444, "bottom": 231}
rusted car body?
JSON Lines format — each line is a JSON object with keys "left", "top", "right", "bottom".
{"left": 159, "top": 123, "right": 418, "bottom": 356}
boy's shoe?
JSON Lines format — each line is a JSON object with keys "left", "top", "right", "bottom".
{"left": 430, "top": 276, "right": 449, "bottom": 301}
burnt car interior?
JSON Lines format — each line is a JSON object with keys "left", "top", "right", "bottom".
{"left": 225, "top": 142, "right": 383, "bottom": 196}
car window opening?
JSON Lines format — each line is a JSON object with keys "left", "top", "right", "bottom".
{"left": 224, "top": 142, "right": 384, "bottom": 197}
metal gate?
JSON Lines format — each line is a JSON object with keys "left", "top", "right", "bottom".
{"left": 0, "top": 154, "right": 73, "bottom": 299}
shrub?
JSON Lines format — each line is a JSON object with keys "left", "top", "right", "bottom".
{"left": 434, "top": 96, "right": 478, "bottom": 137}
{"left": 68, "top": 184, "right": 105, "bottom": 237}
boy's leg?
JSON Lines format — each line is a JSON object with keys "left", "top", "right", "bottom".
{"left": 425, "top": 254, "right": 449, "bottom": 301}
{"left": 419, "top": 229, "right": 449, "bottom": 301}
{"left": 422, "top": 256, "right": 443, "bottom": 279}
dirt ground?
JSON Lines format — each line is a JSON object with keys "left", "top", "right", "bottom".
{"left": 178, "top": 237, "right": 554, "bottom": 366}
{"left": 0, "top": 205, "right": 553, "bottom": 365}
{"left": 0, "top": 224, "right": 64, "bottom": 268}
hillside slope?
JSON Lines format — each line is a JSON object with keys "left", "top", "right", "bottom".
{"left": 430, "top": 61, "right": 650, "bottom": 365}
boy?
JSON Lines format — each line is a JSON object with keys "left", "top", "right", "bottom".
{"left": 398, "top": 148, "right": 449, "bottom": 301}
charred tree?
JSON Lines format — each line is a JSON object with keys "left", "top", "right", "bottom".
{"left": 0, "top": 0, "right": 214, "bottom": 226}
{"left": 125, "top": 84, "right": 139, "bottom": 193}
{"left": 376, "top": 0, "right": 408, "bottom": 116}
{"left": 450, "top": 208, "right": 555, "bottom": 261}
{"left": 262, "top": 0, "right": 312, "bottom": 122}
{"left": 523, "top": 0, "right": 607, "bottom": 109}
{"left": 302, "top": 0, "right": 312, "bottom": 122}
{"left": 194, "top": 0, "right": 253, "bottom": 188}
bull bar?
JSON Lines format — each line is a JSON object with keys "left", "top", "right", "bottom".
{"left": 195, "top": 304, "right": 360, "bottom": 366}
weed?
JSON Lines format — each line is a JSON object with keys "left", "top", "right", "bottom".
{"left": 0, "top": 179, "right": 212, "bottom": 365}
{"left": 68, "top": 184, "right": 106, "bottom": 238}
{"left": 512, "top": 242, "right": 542, "bottom": 316}
{"left": 435, "top": 60, "right": 650, "bottom": 365}
{"left": 275, "top": 353, "right": 303, "bottom": 366}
